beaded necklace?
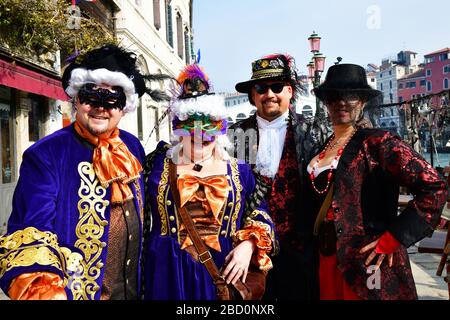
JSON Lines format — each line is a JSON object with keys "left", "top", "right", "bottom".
{"left": 309, "top": 128, "right": 358, "bottom": 194}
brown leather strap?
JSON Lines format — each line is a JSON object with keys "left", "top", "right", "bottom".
{"left": 313, "top": 184, "right": 334, "bottom": 236}
{"left": 168, "top": 161, "right": 225, "bottom": 285}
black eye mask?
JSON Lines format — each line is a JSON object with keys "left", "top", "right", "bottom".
{"left": 78, "top": 83, "right": 127, "bottom": 110}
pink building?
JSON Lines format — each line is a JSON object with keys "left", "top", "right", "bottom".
{"left": 424, "top": 48, "right": 450, "bottom": 94}
{"left": 397, "top": 68, "right": 426, "bottom": 103}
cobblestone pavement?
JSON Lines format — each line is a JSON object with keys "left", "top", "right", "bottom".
{"left": 0, "top": 244, "right": 447, "bottom": 300}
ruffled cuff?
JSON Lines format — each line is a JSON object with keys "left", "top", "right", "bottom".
{"left": 375, "top": 231, "right": 401, "bottom": 254}
{"left": 234, "top": 225, "right": 273, "bottom": 272}
{"left": 8, "top": 272, "right": 67, "bottom": 300}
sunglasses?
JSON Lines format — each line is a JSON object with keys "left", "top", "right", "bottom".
{"left": 254, "top": 82, "right": 286, "bottom": 94}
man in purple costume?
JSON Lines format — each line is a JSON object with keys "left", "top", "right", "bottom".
{"left": 0, "top": 44, "right": 170, "bottom": 300}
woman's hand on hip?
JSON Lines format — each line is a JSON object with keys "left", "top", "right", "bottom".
{"left": 360, "top": 238, "right": 394, "bottom": 270}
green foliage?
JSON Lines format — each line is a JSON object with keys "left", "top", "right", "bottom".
{"left": 0, "top": 0, "right": 116, "bottom": 61}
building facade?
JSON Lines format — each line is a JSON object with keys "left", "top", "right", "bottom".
{"left": 0, "top": 0, "right": 194, "bottom": 233}
{"left": 376, "top": 51, "right": 420, "bottom": 135}
{"left": 423, "top": 48, "right": 450, "bottom": 94}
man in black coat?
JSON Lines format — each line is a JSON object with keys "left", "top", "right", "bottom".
{"left": 229, "top": 54, "right": 319, "bottom": 300}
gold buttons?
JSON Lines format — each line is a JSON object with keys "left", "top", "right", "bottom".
{"left": 224, "top": 216, "right": 229, "bottom": 221}
{"left": 126, "top": 259, "right": 131, "bottom": 266}
{"left": 100, "top": 242, "right": 107, "bottom": 248}
{"left": 104, "top": 200, "right": 110, "bottom": 206}
{"left": 166, "top": 200, "right": 172, "bottom": 206}
{"left": 169, "top": 215, "right": 175, "bottom": 221}
{"left": 220, "top": 230, "right": 226, "bottom": 236}
{"left": 228, "top": 202, "right": 233, "bottom": 208}
{"left": 128, "top": 234, "right": 133, "bottom": 241}
{"left": 93, "top": 285, "right": 100, "bottom": 292}
{"left": 97, "top": 262, "right": 104, "bottom": 268}
{"left": 125, "top": 210, "right": 130, "bottom": 217}
{"left": 171, "top": 227, "right": 177, "bottom": 233}
{"left": 100, "top": 220, "right": 108, "bottom": 226}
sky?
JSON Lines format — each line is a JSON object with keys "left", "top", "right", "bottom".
{"left": 192, "top": 0, "right": 449, "bottom": 93}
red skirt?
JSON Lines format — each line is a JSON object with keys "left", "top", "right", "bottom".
{"left": 319, "top": 253, "right": 362, "bottom": 300}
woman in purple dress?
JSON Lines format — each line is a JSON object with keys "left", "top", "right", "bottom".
{"left": 142, "top": 65, "right": 275, "bottom": 300}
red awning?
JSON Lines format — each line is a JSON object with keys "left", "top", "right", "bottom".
{"left": 0, "top": 58, "right": 68, "bottom": 101}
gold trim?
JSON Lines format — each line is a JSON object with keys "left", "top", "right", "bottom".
{"left": 224, "top": 174, "right": 234, "bottom": 236}
{"left": 0, "top": 227, "right": 65, "bottom": 279}
{"left": 71, "top": 161, "right": 109, "bottom": 300}
{"left": 230, "top": 158, "right": 242, "bottom": 237}
{"left": 0, "top": 227, "right": 83, "bottom": 288}
{"left": 157, "top": 158, "right": 170, "bottom": 235}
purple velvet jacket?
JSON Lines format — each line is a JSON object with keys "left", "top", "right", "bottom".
{"left": 306, "top": 128, "right": 448, "bottom": 300}
{"left": 0, "top": 124, "right": 145, "bottom": 300}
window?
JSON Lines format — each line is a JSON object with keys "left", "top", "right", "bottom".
{"left": 389, "top": 93, "right": 393, "bottom": 103}
{"left": 427, "top": 81, "right": 432, "bottom": 91}
{"left": 176, "top": 12, "right": 183, "bottom": 59}
{"left": 439, "top": 53, "right": 449, "bottom": 61}
{"left": 165, "top": 1, "right": 173, "bottom": 47}
{"left": 28, "top": 95, "right": 45, "bottom": 142}
{"left": 184, "top": 27, "right": 190, "bottom": 63}
{"left": 399, "top": 96, "right": 403, "bottom": 103}
{"left": 380, "top": 83, "right": 383, "bottom": 90}
{"left": 406, "top": 81, "right": 416, "bottom": 88}
{"left": 444, "top": 78, "right": 449, "bottom": 89}
{"left": 398, "top": 83, "right": 403, "bottom": 89}
{"left": 153, "top": 0, "right": 161, "bottom": 30}
{"left": 379, "top": 73, "right": 383, "bottom": 78}
{"left": 236, "top": 113, "right": 247, "bottom": 121}
{"left": 444, "top": 65, "right": 450, "bottom": 73}
{"left": 425, "top": 56, "right": 436, "bottom": 64}
{"left": 420, "top": 79, "right": 426, "bottom": 86}
{"left": 391, "top": 109, "right": 394, "bottom": 117}
{"left": 0, "top": 85, "right": 14, "bottom": 184}
{"left": 389, "top": 80, "right": 392, "bottom": 89}
{"left": 389, "top": 70, "right": 392, "bottom": 76}
{"left": 426, "top": 69, "right": 432, "bottom": 77}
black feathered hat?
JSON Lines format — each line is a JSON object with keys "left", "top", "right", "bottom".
{"left": 62, "top": 44, "right": 172, "bottom": 113}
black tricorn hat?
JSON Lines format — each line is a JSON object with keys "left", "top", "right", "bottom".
{"left": 235, "top": 54, "right": 298, "bottom": 94}
{"left": 313, "top": 63, "right": 382, "bottom": 102}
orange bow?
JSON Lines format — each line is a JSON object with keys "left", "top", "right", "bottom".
{"left": 177, "top": 174, "right": 229, "bottom": 252}
{"left": 74, "top": 121, "right": 142, "bottom": 204}
{"left": 177, "top": 174, "right": 229, "bottom": 220}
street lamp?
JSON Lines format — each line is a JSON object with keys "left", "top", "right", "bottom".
{"left": 307, "top": 31, "right": 327, "bottom": 142}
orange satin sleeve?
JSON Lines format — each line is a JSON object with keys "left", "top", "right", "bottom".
{"left": 8, "top": 272, "right": 67, "bottom": 300}
{"left": 234, "top": 225, "right": 273, "bottom": 272}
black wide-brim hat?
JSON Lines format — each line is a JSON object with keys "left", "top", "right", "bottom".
{"left": 235, "top": 55, "right": 296, "bottom": 93}
{"left": 313, "top": 63, "right": 382, "bottom": 102}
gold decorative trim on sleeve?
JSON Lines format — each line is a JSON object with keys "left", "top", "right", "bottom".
{"left": 247, "top": 210, "right": 275, "bottom": 244}
{"left": 230, "top": 158, "right": 242, "bottom": 237}
{"left": 0, "top": 227, "right": 66, "bottom": 279}
{"left": 157, "top": 158, "right": 170, "bottom": 235}
{"left": 70, "top": 161, "right": 109, "bottom": 300}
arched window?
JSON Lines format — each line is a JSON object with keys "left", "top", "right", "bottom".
{"left": 249, "top": 109, "right": 256, "bottom": 115}
{"left": 176, "top": 12, "right": 183, "bottom": 59}
{"left": 165, "top": 0, "right": 173, "bottom": 47}
{"left": 236, "top": 113, "right": 247, "bottom": 121}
